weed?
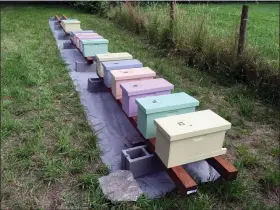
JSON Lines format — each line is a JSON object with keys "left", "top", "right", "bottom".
{"left": 237, "top": 145, "right": 260, "bottom": 168}
{"left": 259, "top": 167, "right": 280, "bottom": 192}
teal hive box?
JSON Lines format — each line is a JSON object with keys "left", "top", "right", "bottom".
{"left": 81, "top": 39, "right": 109, "bottom": 57}
{"left": 135, "top": 92, "right": 199, "bottom": 139}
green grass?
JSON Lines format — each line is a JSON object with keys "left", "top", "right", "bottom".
{"left": 1, "top": 4, "right": 280, "bottom": 210}
{"left": 107, "top": 2, "right": 279, "bottom": 105}
{"left": 141, "top": 2, "right": 279, "bottom": 62}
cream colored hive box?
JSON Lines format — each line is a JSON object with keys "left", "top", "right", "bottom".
{"left": 61, "top": 20, "right": 81, "bottom": 33}
{"left": 111, "top": 67, "right": 156, "bottom": 100}
{"left": 154, "top": 109, "right": 231, "bottom": 168}
{"left": 96, "top": 52, "right": 133, "bottom": 77}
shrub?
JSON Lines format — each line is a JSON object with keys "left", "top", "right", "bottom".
{"left": 72, "top": 1, "right": 109, "bottom": 16}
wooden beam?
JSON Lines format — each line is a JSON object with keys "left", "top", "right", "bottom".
{"left": 206, "top": 155, "right": 238, "bottom": 181}
{"left": 55, "top": 15, "right": 61, "bottom": 22}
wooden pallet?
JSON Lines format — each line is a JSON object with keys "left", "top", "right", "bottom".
{"left": 55, "top": 14, "right": 238, "bottom": 194}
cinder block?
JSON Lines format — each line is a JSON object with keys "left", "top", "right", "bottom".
{"left": 63, "top": 41, "right": 75, "bottom": 49}
{"left": 54, "top": 25, "right": 62, "bottom": 30}
{"left": 75, "top": 61, "right": 96, "bottom": 72}
{"left": 121, "top": 145, "right": 163, "bottom": 178}
{"left": 87, "top": 78, "right": 107, "bottom": 93}
{"left": 58, "top": 33, "right": 69, "bottom": 40}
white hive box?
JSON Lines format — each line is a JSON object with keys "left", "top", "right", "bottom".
{"left": 154, "top": 109, "right": 231, "bottom": 168}
{"left": 61, "top": 20, "right": 81, "bottom": 33}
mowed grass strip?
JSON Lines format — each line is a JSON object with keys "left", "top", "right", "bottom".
{"left": 1, "top": 5, "right": 279, "bottom": 210}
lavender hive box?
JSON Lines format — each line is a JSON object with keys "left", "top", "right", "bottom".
{"left": 102, "top": 59, "right": 143, "bottom": 88}
{"left": 120, "top": 78, "right": 174, "bottom": 117}
{"left": 70, "top": 30, "right": 94, "bottom": 39}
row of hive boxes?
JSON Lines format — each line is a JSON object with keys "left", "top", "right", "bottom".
{"left": 67, "top": 30, "right": 109, "bottom": 57}
{"left": 97, "top": 57, "right": 231, "bottom": 169}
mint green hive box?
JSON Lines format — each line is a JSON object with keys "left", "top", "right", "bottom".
{"left": 81, "top": 39, "right": 109, "bottom": 57}
{"left": 135, "top": 92, "right": 199, "bottom": 139}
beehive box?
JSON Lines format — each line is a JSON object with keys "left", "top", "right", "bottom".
{"left": 102, "top": 59, "right": 143, "bottom": 88}
{"left": 80, "top": 39, "right": 109, "bottom": 57}
{"left": 111, "top": 67, "right": 156, "bottom": 100}
{"left": 78, "top": 36, "right": 103, "bottom": 51}
{"left": 73, "top": 33, "right": 97, "bottom": 44}
{"left": 120, "top": 78, "right": 174, "bottom": 117}
{"left": 75, "top": 34, "right": 100, "bottom": 48}
{"left": 70, "top": 30, "right": 94, "bottom": 39}
{"left": 154, "top": 109, "right": 231, "bottom": 168}
{"left": 136, "top": 92, "right": 199, "bottom": 139}
{"left": 61, "top": 20, "right": 81, "bottom": 33}
{"left": 96, "top": 53, "right": 133, "bottom": 78}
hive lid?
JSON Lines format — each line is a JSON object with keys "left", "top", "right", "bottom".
{"left": 96, "top": 52, "right": 133, "bottom": 62}
{"left": 79, "top": 36, "right": 103, "bottom": 41}
{"left": 154, "top": 109, "right": 231, "bottom": 141}
{"left": 135, "top": 92, "right": 199, "bottom": 114}
{"left": 110, "top": 67, "right": 156, "bottom": 81}
{"left": 120, "top": 78, "right": 174, "bottom": 96}
{"left": 70, "top": 30, "right": 94, "bottom": 36}
{"left": 75, "top": 33, "right": 99, "bottom": 38}
{"left": 61, "top": 19, "right": 80, "bottom": 24}
{"left": 102, "top": 59, "right": 143, "bottom": 71}
{"left": 81, "top": 39, "right": 109, "bottom": 45}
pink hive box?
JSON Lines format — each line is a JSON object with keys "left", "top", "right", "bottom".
{"left": 75, "top": 34, "right": 100, "bottom": 48}
{"left": 120, "top": 78, "right": 174, "bottom": 117}
{"left": 111, "top": 67, "right": 156, "bottom": 100}
{"left": 73, "top": 33, "right": 98, "bottom": 44}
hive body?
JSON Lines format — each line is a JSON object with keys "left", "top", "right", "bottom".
{"left": 111, "top": 67, "right": 156, "bottom": 100}
{"left": 96, "top": 53, "right": 133, "bottom": 77}
{"left": 120, "top": 78, "right": 174, "bottom": 117}
{"left": 154, "top": 110, "right": 231, "bottom": 168}
{"left": 136, "top": 92, "right": 199, "bottom": 139}
{"left": 102, "top": 59, "right": 143, "bottom": 88}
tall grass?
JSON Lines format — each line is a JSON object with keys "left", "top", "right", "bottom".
{"left": 106, "top": 3, "right": 280, "bottom": 106}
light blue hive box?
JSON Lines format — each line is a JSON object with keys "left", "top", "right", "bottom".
{"left": 102, "top": 59, "right": 143, "bottom": 88}
{"left": 135, "top": 92, "right": 199, "bottom": 139}
{"left": 81, "top": 39, "right": 109, "bottom": 57}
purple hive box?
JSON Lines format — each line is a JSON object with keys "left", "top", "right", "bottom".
{"left": 120, "top": 78, "right": 174, "bottom": 117}
{"left": 102, "top": 59, "right": 143, "bottom": 88}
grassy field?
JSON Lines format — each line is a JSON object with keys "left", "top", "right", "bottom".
{"left": 107, "top": 2, "right": 279, "bottom": 105}
{"left": 139, "top": 2, "right": 279, "bottom": 62}
{"left": 1, "top": 4, "right": 280, "bottom": 210}
{"left": 178, "top": 3, "right": 279, "bottom": 61}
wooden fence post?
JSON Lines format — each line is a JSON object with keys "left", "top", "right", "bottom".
{"left": 170, "top": 0, "right": 176, "bottom": 28}
{"left": 237, "top": 5, "right": 249, "bottom": 55}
